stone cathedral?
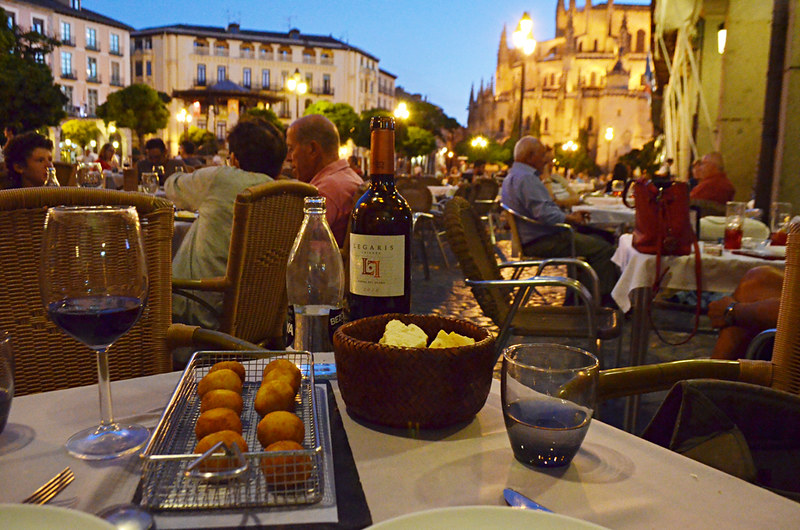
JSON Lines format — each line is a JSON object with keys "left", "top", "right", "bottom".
{"left": 468, "top": 1, "right": 654, "bottom": 169}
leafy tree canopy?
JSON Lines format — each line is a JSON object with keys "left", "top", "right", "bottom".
{"left": 618, "top": 138, "right": 660, "bottom": 175}
{"left": 96, "top": 84, "right": 170, "bottom": 149}
{"left": 61, "top": 119, "right": 100, "bottom": 149}
{"left": 180, "top": 126, "right": 218, "bottom": 156}
{"left": 303, "top": 101, "right": 359, "bottom": 143}
{"left": 401, "top": 126, "right": 436, "bottom": 158}
{"left": 0, "top": 9, "right": 66, "bottom": 131}
{"left": 354, "top": 108, "right": 409, "bottom": 151}
{"left": 243, "top": 107, "right": 285, "bottom": 133}
{"left": 454, "top": 135, "right": 511, "bottom": 165}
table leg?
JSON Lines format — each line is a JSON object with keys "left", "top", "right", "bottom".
{"left": 623, "top": 286, "right": 651, "bottom": 433}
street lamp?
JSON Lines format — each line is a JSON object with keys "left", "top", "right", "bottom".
{"left": 512, "top": 12, "right": 536, "bottom": 139}
{"left": 394, "top": 101, "right": 410, "bottom": 121}
{"left": 470, "top": 135, "right": 488, "bottom": 149}
{"left": 176, "top": 108, "right": 192, "bottom": 134}
{"left": 286, "top": 68, "right": 308, "bottom": 120}
{"left": 604, "top": 127, "right": 614, "bottom": 171}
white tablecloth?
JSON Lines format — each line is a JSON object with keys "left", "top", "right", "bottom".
{"left": 611, "top": 234, "right": 786, "bottom": 312}
{"left": 573, "top": 204, "right": 636, "bottom": 226}
{"left": 2, "top": 371, "right": 798, "bottom": 529}
{"left": 427, "top": 185, "right": 458, "bottom": 200}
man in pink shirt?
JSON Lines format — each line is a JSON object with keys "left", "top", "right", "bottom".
{"left": 689, "top": 151, "right": 736, "bottom": 206}
{"left": 285, "top": 115, "right": 364, "bottom": 246}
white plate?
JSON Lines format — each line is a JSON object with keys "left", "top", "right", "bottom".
{"left": 0, "top": 504, "right": 114, "bottom": 529}
{"left": 367, "top": 506, "right": 608, "bottom": 529}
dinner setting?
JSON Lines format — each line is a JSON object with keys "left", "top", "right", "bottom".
{"left": 3, "top": 0, "right": 800, "bottom": 528}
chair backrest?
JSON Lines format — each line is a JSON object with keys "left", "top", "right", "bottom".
{"left": 470, "top": 178, "right": 499, "bottom": 216}
{"left": 123, "top": 168, "right": 138, "bottom": 192}
{"left": 771, "top": 223, "right": 800, "bottom": 394}
{"left": 219, "top": 180, "right": 318, "bottom": 346}
{"left": 52, "top": 161, "right": 76, "bottom": 187}
{"left": 0, "top": 188, "right": 174, "bottom": 395}
{"left": 396, "top": 179, "right": 433, "bottom": 213}
{"left": 443, "top": 197, "right": 511, "bottom": 325}
{"left": 503, "top": 204, "right": 525, "bottom": 258}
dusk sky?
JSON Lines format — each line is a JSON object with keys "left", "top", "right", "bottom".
{"left": 86, "top": 0, "right": 650, "bottom": 126}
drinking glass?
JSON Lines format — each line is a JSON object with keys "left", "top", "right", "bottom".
{"left": 140, "top": 172, "right": 159, "bottom": 195}
{"left": 0, "top": 333, "right": 13, "bottom": 436}
{"left": 770, "top": 202, "right": 792, "bottom": 246}
{"left": 724, "top": 201, "right": 746, "bottom": 250}
{"left": 39, "top": 206, "right": 149, "bottom": 459}
{"left": 153, "top": 165, "right": 165, "bottom": 184}
{"left": 610, "top": 179, "right": 625, "bottom": 198}
{"left": 501, "top": 343, "right": 598, "bottom": 468}
{"left": 76, "top": 162, "right": 105, "bottom": 189}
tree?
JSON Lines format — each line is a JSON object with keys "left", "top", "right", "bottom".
{"left": 96, "top": 84, "right": 170, "bottom": 150}
{"left": 180, "top": 126, "right": 218, "bottom": 155}
{"left": 303, "top": 101, "right": 359, "bottom": 143}
{"left": 354, "top": 108, "right": 408, "bottom": 151}
{"left": 243, "top": 107, "right": 284, "bottom": 133}
{"left": 0, "top": 9, "right": 66, "bottom": 131}
{"left": 61, "top": 119, "right": 100, "bottom": 149}
{"left": 400, "top": 126, "right": 436, "bottom": 158}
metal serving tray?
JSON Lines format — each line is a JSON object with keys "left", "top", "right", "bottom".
{"left": 139, "top": 350, "right": 323, "bottom": 511}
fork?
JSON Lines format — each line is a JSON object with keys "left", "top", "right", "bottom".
{"left": 22, "top": 467, "right": 75, "bottom": 504}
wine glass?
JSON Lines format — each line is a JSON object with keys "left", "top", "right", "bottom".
{"left": 77, "top": 162, "right": 105, "bottom": 188}
{"left": 140, "top": 172, "right": 159, "bottom": 195}
{"left": 39, "top": 206, "right": 149, "bottom": 460}
{"left": 153, "top": 165, "right": 165, "bottom": 185}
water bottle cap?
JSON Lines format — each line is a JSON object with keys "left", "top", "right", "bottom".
{"left": 303, "top": 196, "right": 326, "bottom": 213}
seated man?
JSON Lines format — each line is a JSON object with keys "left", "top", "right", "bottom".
{"left": 137, "top": 138, "right": 182, "bottom": 184}
{"left": 3, "top": 131, "right": 53, "bottom": 188}
{"left": 177, "top": 140, "right": 203, "bottom": 168}
{"left": 166, "top": 119, "right": 286, "bottom": 329}
{"left": 501, "top": 136, "right": 618, "bottom": 297}
{"left": 285, "top": 114, "right": 363, "bottom": 247}
{"left": 689, "top": 152, "right": 735, "bottom": 206}
{"left": 708, "top": 265, "right": 783, "bottom": 360}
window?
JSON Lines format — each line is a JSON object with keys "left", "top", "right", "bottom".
{"left": 498, "top": 119, "right": 505, "bottom": 133}
{"left": 215, "top": 42, "right": 228, "bottom": 56}
{"left": 111, "top": 62, "right": 121, "bottom": 85}
{"left": 525, "top": 116, "right": 531, "bottom": 131}
{"left": 34, "top": 51, "right": 44, "bottom": 64}
{"left": 302, "top": 48, "right": 315, "bottom": 64}
{"left": 71, "top": 0, "right": 81, "bottom": 8}
{"left": 61, "top": 21, "right": 72, "bottom": 45}
{"left": 197, "top": 64, "right": 206, "bottom": 85}
{"left": 87, "top": 57, "right": 97, "bottom": 81}
{"left": 577, "top": 41, "right": 583, "bottom": 52}
{"left": 322, "top": 74, "right": 331, "bottom": 94}
{"left": 636, "top": 30, "right": 646, "bottom": 53}
{"left": 590, "top": 72, "right": 596, "bottom": 87}
{"left": 587, "top": 116, "right": 594, "bottom": 131}
{"left": 262, "top": 69, "right": 270, "bottom": 89}
{"left": 143, "top": 37, "right": 152, "bottom": 50}
{"left": 217, "top": 65, "right": 226, "bottom": 82}
{"left": 544, "top": 117, "right": 549, "bottom": 131}
{"left": 278, "top": 47, "right": 291, "bottom": 61}
{"left": 321, "top": 51, "right": 333, "bottom": 64}
{"left": 60, "top": 51, "right": 73, "bottom": 77}
{"left": 110, "top": 33, "right": 120, "bottom": 54}
{"left": 146, "top": 61, "right": 151, "bottom": 76}
{"left": 243, "top": 67, "right": 251, "bottom": 88}
{"left": 216, "top": 121, "right": 226, "bottom": 140}
{"left": 593, "top": 39, "right": 598, "bottom": 52}
{"left": 32, "top": 18, "right": 44, "bottom": 34}
{"left": 86, "top": 27, "right": 97, "bottom": 49}
{"left": 88, "top": 89, "right": 98, "bottom": 116}
{"left": 61, "top": 86, "right": 73, "bottom": 111}
{"left": 5, "top": 11, "right": 14, "bottom": 28}
{"left": 134, "top": 60, "right": 142, "bottom": 77}
{"left": 305, "top": 73, "right": 312, "bottom": 90}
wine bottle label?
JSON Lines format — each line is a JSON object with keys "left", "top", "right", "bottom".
{"left": 349, "top": 234, "right": 405, "bottom": 297}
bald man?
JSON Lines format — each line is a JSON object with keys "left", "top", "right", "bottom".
{"left": 501, "top": 136, "right": 618, "bottom": 298}
{"left": 286, "top": 114, "right": 363, "bottom": 246}
{"left": 689, "top": 151, "right": 735, "bottom": 206}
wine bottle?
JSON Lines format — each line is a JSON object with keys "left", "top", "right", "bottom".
{"left": 348, "top": 116, "right": 412, "bottom": 320}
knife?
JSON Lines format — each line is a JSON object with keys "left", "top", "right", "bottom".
{"left": 503, "top": 488, "right": 553, "bottom": 512}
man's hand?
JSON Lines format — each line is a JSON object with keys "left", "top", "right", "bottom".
{"left": 565, "top": 211, "right": 590, "bottom": 225}
{"left": 708, "top": 295, "right": 736, "bottom": 328}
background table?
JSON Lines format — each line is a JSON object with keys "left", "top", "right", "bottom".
{"left": 2, "top": 371, "right": 799, "bottom": 528}
{"left": 573, "top": 203, "right": 635, "bottom": 227}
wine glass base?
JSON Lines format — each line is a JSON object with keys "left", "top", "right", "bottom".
{"left": 65, "top": 422, "right": 150, "bottom": 460}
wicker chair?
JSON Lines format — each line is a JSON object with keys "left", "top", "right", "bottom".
{"left": 172, "top": 180, "right": 318, "bottom": 347}
{"left": 470, "top": 178, "right": 500, "bottom": 245}
{"left": 396, "top": 179, "right": 449, "bottom": 278}
{"left": 444, "top": 197, "right": 622, "bottom": 360}
{"left": 0, "top": 187, "right": 263, "bottom": 396}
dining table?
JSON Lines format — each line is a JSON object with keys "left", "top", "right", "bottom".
{"left": 1, "top": 353, "right": 799, "bottom": 529}
{"left": 572, "top": 197, "right": 636, "bottom": 230}
{"left": 611, "top": 233, "right": 787, "bottom": 431}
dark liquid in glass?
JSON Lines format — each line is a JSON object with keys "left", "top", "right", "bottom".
{"left": 504, "top": 399, "right": 591, "bottom": 467}
{"left": 47, "top": 295, "right": 144, "bottom": 348}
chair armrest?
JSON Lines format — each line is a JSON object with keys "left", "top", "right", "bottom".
{"left": 498, "top": 260, "right": 546, "bottom": 269}
{"left": 596, "top": 359, "right": 774, "bottom": 401}
{"left": 534, "top": 258, "right": 600, "bottom": 303}
{"left": 166, "top": 323, "right": 262, "bottom": 352}
{"left": 172, "top": 277, "right": 229, "bottom": 292}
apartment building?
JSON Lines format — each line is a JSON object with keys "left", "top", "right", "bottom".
{"left": 131, "top": 23, "right": 396, "bottom": 150}
{"left": 1, "top": 0, "right": 131, "bottom": 119}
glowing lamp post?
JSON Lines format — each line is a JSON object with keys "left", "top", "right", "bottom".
{"left": 176, "top": 108, "right": 192, "bottom": 134}
{"left": 604, "top": 127, "right": 614, "bottom": 171}
{"left": 512, "top": 12, "right": 536, "bottom": 139}
{"left": 286, "top": 68, "right": 308, "bottom": 120}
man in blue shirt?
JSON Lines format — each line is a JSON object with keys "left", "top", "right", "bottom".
{"left": 501, "top": 136, "right": 617, "bottom": 297}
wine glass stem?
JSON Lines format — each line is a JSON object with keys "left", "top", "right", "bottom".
{"left": 95, "top": 347, "right": 115, "bottom": 427}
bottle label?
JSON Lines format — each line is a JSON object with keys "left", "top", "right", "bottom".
{"left": 349, "top": 234, "right": 405, "bottom": 297}
{"left": 286, "top": 305, "right": 295, "bottom": 348}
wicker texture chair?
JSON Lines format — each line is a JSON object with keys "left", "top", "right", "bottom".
{"left": 172, "top": 180, "right": 318, "bottom": 347}
{"left": 443, "top": 197, "right": 622, "bottom": 359}
{"left": 0, "top": 188, "right": 266, "bottom": 396}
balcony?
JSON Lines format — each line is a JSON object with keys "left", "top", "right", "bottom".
{"left": 214, "top": 48, "right": 229, "bottom": 57}
{"left": 61, "top": 36, "right": 75, "bottom": 47}
{"left": 60, "top": 70, "right": 77, "bottom": 80}
{"left": 86, "top": 42, "right": 100, "bottom": 52}
{"left": 240, "top": 50, "right": 255, "bottom": 59}
{"left": 302, "top": 56, "right": 316, "bottom": 65}
{"left": 193, "top": 46, "right": 209, "bottom": 56}
{"left": 87, "top": 74, "right": 101, "bottom": 84}
{"left": 278, "top": 54, "right": 292, "bottom": 62}
{"left": 320, "top": 56, "right": 333, "bottom": 65}
{"left": 109, "top": 47, "right": 123, "bottom": 56}
{"left": 259, "top": 52, "right": 274, "bottom": 61}
{"left": 110, "top": 76, "right": 123, "bottom": 87}
{"left": 311, "top": 85, "right": 334, "bottom": 96}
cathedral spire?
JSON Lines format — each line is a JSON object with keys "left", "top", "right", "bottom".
{"left": 498, "top": 25, "right": 509, "bottom": 64}
{"left": 469, "top": 83, "right": 474, "bottom": 104}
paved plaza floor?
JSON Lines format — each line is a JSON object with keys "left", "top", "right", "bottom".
{"left": 409, "top": 231, "right": 718, "bottom": 434}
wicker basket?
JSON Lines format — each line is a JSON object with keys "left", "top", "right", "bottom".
{"left": 333, "top": 313, "right": 496, "bottom": 429}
